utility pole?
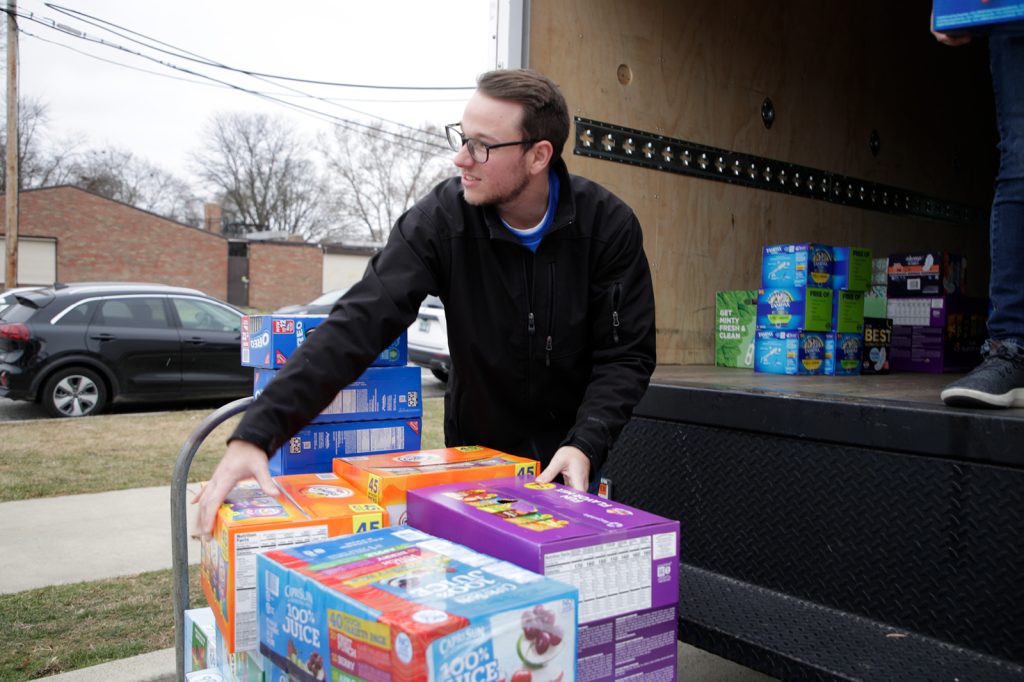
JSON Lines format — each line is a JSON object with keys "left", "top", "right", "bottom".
{"left": 4, "top": 0, "right": 18, "bottom": 288}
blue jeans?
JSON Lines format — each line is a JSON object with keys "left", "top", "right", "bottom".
{"left": 987, "top": 27, "right": 1024, "bottom": 353}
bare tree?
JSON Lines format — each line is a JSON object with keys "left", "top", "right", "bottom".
{"left": 191, "top": 112, "right": 326, "bottom": 240}
{"left": 0, "top": 96, "right": 79, "bottom": 190}
{"left": 320, "top": 121, "right": 453, "bottom": 244}
{"left": 68, "top": 148, "right": 202, "bottom": 226}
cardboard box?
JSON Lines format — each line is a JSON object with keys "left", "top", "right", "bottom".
{"left": 754, "top": 330, "right": 827, "bottom": 375}
{"left": 407, "top": 478, "right": 680, "bottom": 682}
{"left": 213, "top": 625, "right": 267, "bottom": 682}
{"left": 257, "top": 526, "right": 579, "bottom": 682}
{"left": 333, "top": 446, "right": 539, "bottom": 526}
{"left": 185, "top": 608, "right": 219, "bottom": 674}
{"left": 757, "top": 287, "right": 833, "bottom": 331}
{"left": 715, "top": 290, "right": 758, "bottom": 368}
{"left": 888, "top": 297, "right": 987, "bottom": 373}
{"left": 254, "top": 365, "right": 422, "bottom": 424}
{"left": 269, "top": 419, "right": 422, "bottom": 476}
{"left": 887, "top": 252, "right": 967, "bottom": 298}
{"left": 825, "top": 332, "right": 863, "bottom": 376}
{"left": 933, "top": 0, "right": 1024, "bottom": 32}
{"left": 862, "top": 317, "right": 893, "bottom": 375}
{"left": 832, "top": 290, "right": 865, "bottom": 334}
{"left": 201, "top": 473, "right": 388, "bottom": 653}
{"left": 241, "top": 314, "right": 407, "bottom": 369}
{"left": 761, "top": 243, "right": 834, "bottom": 289}
{"left": 832, "top": 247, "right": 872, "bottom": 292}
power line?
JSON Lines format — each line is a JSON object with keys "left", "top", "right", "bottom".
{"left": 46, "top": 3, "right": 477, "bottom": 90}
{"left": 14, "top": 11, "right": 453, "bottom": 156}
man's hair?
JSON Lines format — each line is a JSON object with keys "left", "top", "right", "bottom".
{"left": 476, "top": 69, "right": 569, "bottom": 159}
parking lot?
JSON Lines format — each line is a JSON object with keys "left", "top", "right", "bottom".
{"left": 0, "top": 368, "right": 445, "bottom": 422}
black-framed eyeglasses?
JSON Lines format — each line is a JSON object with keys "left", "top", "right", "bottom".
{"left": 445, "top": 123, "right": 537, "bottom": 163}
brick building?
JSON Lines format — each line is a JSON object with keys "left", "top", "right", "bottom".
{"left": 1, "top": 186, "right": 324, "bottom": 311}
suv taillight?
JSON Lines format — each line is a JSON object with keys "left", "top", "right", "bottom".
{"left": 0, "top": 322, "right": 30, "bottom": 341}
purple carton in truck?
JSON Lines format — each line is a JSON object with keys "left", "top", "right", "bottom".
{"left": 407, "top": 478, "right": 680, "bottom": 682}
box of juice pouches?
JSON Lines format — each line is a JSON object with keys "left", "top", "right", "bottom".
{"left": 407, "top": 478, "right": 681, "bottom": 682}
{"left": 201, "top": 473, "right": 387, "bottom": 653}
{"left": 270, "top": 419, "right": 423, "bottom": 476}
{"left": 241, "top": 314, "right": 407, "bottom": 368}
{"left": 257, "top": 526, "right": 579, "bottom": 682}
{"left": 333, "top": 446, "right": 539, "bottom": 526}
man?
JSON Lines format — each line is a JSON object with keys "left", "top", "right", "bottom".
{"left": 196, "top": 69, "right": 657, "bottom": 535}
{"left": 934, "top": 20, "right": 1024, "bottom": 408}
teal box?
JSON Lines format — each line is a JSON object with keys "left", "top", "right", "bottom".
{"left": 761, "top": 243, "right": 834, "bottom": 289}
{"left": 754, "top": 330, "right": 827, "bottom": 375}
{"left": 257, "top": 526, "right": 578, "bottom": 682}
{"left": 832, "top": 290, "right": 865, "bottom": 334}
{"left": 758, "top": 287, "right": 834, "bottom": 331}
{"left": 832, "top": 247, "right": 872, "bottom": 292}
{"left": 825, "top": 332, "right": 863, "bottom": 376}
{"left": 715, "top": 290, "right": 758, "bottom": 368}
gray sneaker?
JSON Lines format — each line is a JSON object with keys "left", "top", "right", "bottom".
{"left": 941, "top": 339, "right": 1024, "bottom": 408}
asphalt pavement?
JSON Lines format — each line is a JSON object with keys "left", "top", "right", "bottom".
{"left": 0, "top": 369, "right": 777, "bottom": 682}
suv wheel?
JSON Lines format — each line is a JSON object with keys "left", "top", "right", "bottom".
{"left": 42, "top": 367, "right": 109, "bottom": 418}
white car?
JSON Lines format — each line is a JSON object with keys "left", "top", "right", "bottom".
{"left": 407, "top": 295, "right": 450, "bottom": 382}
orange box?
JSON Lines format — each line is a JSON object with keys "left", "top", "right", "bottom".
{"left": 332, "top": 445, "right": 539, "bottom": 526}
{"left": 200, "top": 472, "right": 387, "bottom": 653}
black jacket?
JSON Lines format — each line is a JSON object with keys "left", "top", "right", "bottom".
{"left": 231, "top": 158, "right": 656, "bottom": 474}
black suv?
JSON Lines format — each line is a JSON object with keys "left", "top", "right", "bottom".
{"left": 0, "top": 282, "right": 251, "bottom": 417}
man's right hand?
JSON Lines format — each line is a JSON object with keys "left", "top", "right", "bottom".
{"left": 192, "top": 440, "right": 279, "bottom": 538}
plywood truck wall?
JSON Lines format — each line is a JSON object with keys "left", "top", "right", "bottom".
{"left": 528, "top": 0, "right": 996, "bottom": 365}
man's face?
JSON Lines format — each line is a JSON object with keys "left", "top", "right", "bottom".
{"left": 454, "top": 92, "right": 532, "bottom": 208}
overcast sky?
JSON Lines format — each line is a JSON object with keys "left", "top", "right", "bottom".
{"left": 10, "top": 0, "right": 498, "bottom": 183}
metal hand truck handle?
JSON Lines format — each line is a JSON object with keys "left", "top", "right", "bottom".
{"left": 170, "top": 396, "right": 252, "bottom": 681}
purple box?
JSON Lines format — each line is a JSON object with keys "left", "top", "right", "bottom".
{"left": 888, "top": 297, "right": 986, "bottom": 373}
{"left": 268, "top": 419, "right": 422, "bottom": 475}
{"left": 407, "top": 478, "right": 680, "bottom": 682}
{"left": 253, "top": 365, "right": 422, "bottom": 424}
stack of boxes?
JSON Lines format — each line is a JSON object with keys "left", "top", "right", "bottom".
{"left": 862, "top": 258, "right": 892, "bottom": 375}
{"left": 754, "top": 243, "right": 834, "bottom": 375}
{"left": 826, "top": 247, "right": 870, "bottom": 376}
{"left": 241, "top": 314, "right": 421, "bottom": 474}
{"left": 886, "top": 252, "right": 985, "bottom": 372}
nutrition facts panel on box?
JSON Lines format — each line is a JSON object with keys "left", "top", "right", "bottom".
{"left": 544, "top": 535, "right": 651, "bottom": 623}
{"left": 233, "top": 525, "right": 330, "bottom": 650}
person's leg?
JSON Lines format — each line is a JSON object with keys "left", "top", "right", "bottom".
{"left": 942, "top": 28, "right": 1024, "bottom": 408}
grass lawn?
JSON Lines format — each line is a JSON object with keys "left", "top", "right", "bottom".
{"left": 0, "top": 396, "right": 444, "bottom": 679}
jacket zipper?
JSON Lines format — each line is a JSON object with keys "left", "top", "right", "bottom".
{"left": 612, "top": 282, "right": 622, "bottom": 343}
{"left": 545, "top": 263, "right": 555, "bottom": 366}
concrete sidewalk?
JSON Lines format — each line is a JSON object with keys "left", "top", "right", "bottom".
{"left": 2, "top": 486, "right": 777, "bottom": 682}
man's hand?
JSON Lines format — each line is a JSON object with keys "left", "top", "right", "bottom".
{"left": 192, "top": 440, "right": 278, "bottom": 538}
{"left": 931, "top": 12, "right": 972, "bottom": 46}
{"left": 536, "top": 445, "right": 591, "bottom": 491}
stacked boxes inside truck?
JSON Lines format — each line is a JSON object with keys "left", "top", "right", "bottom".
{"left": 241, "top": 314, "right": 421, "bottom": 474}
{"left": 825, "top": 247, "right": 870, "bottom": 376}
{"left": 862, "top": 257, "right": 892, "bottom": 375}
{"left": 407, "top": 478, "right": 681, "bottom": 682}
{"left": 200, "top": 473, "right": 387, "bottom": 655}
{"left": 886, "top": 252, "right": 986, "bottom": 372}
{"left": 256, "top": 525, "right": 580, "bottom": 682}
{"left": 333, "top": 445, "right": 540, "bottom": 526}
{"left": 755, "top": 243, "right": 834, "bottom": 374}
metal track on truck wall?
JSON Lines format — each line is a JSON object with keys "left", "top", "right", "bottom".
{"left": 605, "top": 416, "right": 1024, "bottom": 679}
{"left": 573, "top": 117, "right": 980, "bottom": 224}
